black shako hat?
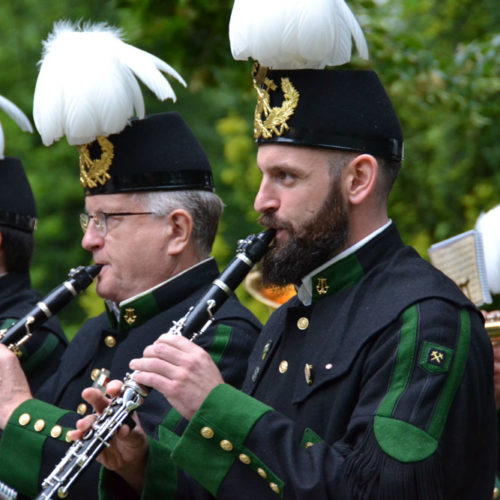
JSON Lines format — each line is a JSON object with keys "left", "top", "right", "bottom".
{"left": 253, "top": 68, "right": 404, "bottom": 162}
{"left": 79, "top": 111, "right": 215, "bottom": 195}
{"left": 0, "top": 157, "right": 37, "bottom": 232}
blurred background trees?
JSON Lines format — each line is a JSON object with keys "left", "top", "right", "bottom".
{"left": 0, "top": 0, "right": 499, "bottom": 337}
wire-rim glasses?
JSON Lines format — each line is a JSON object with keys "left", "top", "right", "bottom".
{"left": 79, "top": 211, "right": 155, "bottom": 236}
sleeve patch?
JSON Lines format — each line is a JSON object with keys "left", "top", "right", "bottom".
{"left": 418, "top": 341, "right": 453, "bottom": 374}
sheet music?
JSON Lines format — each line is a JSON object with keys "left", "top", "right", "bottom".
{"left": 428, "top": 229, "right": 492, "bottom": 306}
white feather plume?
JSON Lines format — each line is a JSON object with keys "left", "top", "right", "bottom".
{"left": 33, "top": 21, "right": 187, "bottom": 146}
{"left": 229, "top": 0, "right": 369, "bottom": 69}
{"left": 0, "top": 95, "right": 33, "bottom": 159}
{"left": 476, "top": 205, "right": 500, "bottom": 294}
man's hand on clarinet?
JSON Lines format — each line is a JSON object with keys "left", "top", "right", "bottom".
{"left": 130, "top": 334, "right": 224, "bottom": 421}
{"left": 69, "top": 380, "right": 148, "bottom": 494}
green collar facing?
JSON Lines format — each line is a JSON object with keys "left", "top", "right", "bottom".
{"left": 105, "top": 258, "right": 219, "bottom": 332}
{"left": 310, "top": 253, "right": 364, "bottom": 304}
{"left": 304, "top": 223, "right": 404, "bottom": 304}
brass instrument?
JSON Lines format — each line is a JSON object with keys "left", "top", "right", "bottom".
{"left": 484, "top": 313, "right": 500, "bottom": 346}
{"left": 244, "top": 267, "right": 296, "bottom": 308}
{"left": 35, "top": 229, "right": 275, "bottom": 500}
{"left": 0, "top": 264, "right": 102, "bottom": 354}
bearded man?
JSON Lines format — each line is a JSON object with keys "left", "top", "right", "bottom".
{"left": 75, "top": 68, "right": 496, "bottom": 499}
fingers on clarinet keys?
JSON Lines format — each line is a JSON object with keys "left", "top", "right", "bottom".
{"left": 123, "top": 415, "right": 136, "bottom": 430}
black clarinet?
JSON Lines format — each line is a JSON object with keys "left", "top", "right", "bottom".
{"left": 0, "top": 264, "right": 102, "bottom": 353}
{"left": 35, "top": 229, "right": 275, "bottom": 500}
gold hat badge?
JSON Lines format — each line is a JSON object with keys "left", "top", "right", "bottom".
{"left": 252, "top": 64, "right": 299, "bottom": 140}
{"left": 78, "top": 135, "right": 114, "bottom": 189}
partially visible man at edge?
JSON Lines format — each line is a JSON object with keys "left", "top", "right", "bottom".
{"left": 77, "top": 69, "right": 496, "bottom": 499}
{"left": 0, "top": 111, "right": 261, "bottom": 499}
{"left": 0, "top": 119, "right": 67, "bottom": 393}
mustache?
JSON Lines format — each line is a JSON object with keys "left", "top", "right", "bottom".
{"left": 257, "top": 213, "right": 293, "bottom": 232}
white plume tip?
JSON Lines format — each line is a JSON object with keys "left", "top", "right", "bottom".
{"left": 0, "top": 95, "right": 33, "bottom": 159}
{"left": 33, "top": 20, "right": 186, "bottom": 146}
{"left": 229, "top": 0, "right": 369, "bottom": 70}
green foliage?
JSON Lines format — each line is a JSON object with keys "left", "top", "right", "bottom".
{"left": 0, "top": 0, "right": 499, "bottom": 332}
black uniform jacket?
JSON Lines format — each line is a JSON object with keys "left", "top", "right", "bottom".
{"left": 160, "top": 224, "right": 496, "bottom": 500}
{"left": 0, "top": 272, "right": 67, "bottom": 392}
{"left": 0, "top": 259, "right": 261, "bottom": 499}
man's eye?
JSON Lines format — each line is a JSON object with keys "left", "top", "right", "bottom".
{"left": 278, "top": 171, "right": 296, "bottom": 182}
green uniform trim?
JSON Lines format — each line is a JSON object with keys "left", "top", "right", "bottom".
{"left": 374, "top": 416, "right": 438, "bottom": 463}
{"left": 311, "top": 254, "right": 365, "bottom": 303}
{"left": 300, "top": 427, "right": 324, "bottom": 448}
{"left": 375, "top": 306, "right": 471, "bottom": 462}
{"left": 0, "top": 318, "right": 16, "bottom": 330}
{"left": 207, "top": 324, "right": 232, "bottom": 365}
{"left": 22, "top": 333, "right": 61, "bottom": 374}
{"left": 118, "top": 293, "right": 159, "bottom": 331}
{"left": 141, "top": 436, "right": 178, "bottom": 500}
{"left": 377, "top": 306, "right": 418, "bottom": 419}
{"left": 0, "top": 399, "right": 72, "bottom": 498}
{"left": 428, "top": 309, "right": 470, "bottom": 438}
{"left": 171, "top": 384, "right": 272, "bottom": 496}
{"left": 136, "top": 327, "right": 234, "bottom": 499}
{"left": 236, "top": 446, "right": 284, "bottom": 499}
{"left": 311, "top": 253, "right": 364, "bottom": 303}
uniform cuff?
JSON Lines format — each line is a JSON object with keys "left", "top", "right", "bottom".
{"left": 0, "top": 399, "right": 72, "bottom": 498}
{"left": 141, "top": 436, "right": 178, "bottom": 499}
{"left": 171, "top": 384, "right": 272, "bottom": 496}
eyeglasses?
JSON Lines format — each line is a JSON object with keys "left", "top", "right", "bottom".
{"left": 79, "top": 211, "right": 155, "bottom": 236}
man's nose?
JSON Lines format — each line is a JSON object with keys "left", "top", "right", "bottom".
{"left": 81, "top": 221, "right": 104, "bottom": 251}
{"left": 254, "top": 178, "right": 279, "bottom": 214}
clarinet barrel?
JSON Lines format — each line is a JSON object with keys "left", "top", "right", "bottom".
{"left": 0, "top": 264, "right": 102, "bottom": 350}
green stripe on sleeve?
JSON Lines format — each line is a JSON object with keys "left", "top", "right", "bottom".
{"left": 22, "top": 333, "right": 61, "bottom": 374}
{"left": 208, "top": 324, "right": 232, "bottom": 365}
{"left": 427, "top": 309, "right": 471, "bottom": 439}
{"left": 375, "top": 306, "right": 471, "bottom": 463}
{"left": 377, "top": 306, "right": 419, "bottom": 417}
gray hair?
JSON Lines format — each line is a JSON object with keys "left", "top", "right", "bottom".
{"left": 131, "top": 190, "right": 224, "bottom": 258}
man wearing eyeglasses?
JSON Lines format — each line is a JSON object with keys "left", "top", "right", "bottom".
{"left": 0, "top": 112, "right": 262, "bottom": 499}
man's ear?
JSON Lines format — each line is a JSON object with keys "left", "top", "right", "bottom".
{"left": 165, "top": 209, "right": 193, "bottom": 256}
{"left": 342, "top": 154, "right": 378, "bottom": 206}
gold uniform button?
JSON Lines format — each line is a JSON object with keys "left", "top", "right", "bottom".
{"left": 65, "top": 431, "right": 73, "bottom": 443}
{"left": 50, "top": 425, "right": 63, "bottom": 439}
{"left": 200, "top": 427, "right": 214, "bottom": 439}
{"left": 91, "top": 368, "right": 101, "bottom": 381}
{"left": 297, "top": 317, "right": 309, "bottom": 330}
{"left": 279, "top": 360, "right": 288, "bottom": 374}
{"left": 34, "top": 419, "right": 46, "bottom": 432}
{"left": 220, "top": 440, "right": 233, "bottom": 452}
{"left": 494, "top": 486, "right": 499, "bottom": 499}
{"left": 239, "top": 453, "right": 251, "bottom": 465}
{"left": 18, "top": 413, "right": 31, "bottom": 426}
{"left": 304, "top": 441, "right": 315, "bottom": 449}
{"left": 257, "top": 467, "right": 267, "bottom": 479}
{"left": 104, "top": 336, "right": 117, "bottom": 348}
{"left": 270, "top": 482, "right": 280, "bottom": 494}
{"left": 77, "top": 403, "right": 88, "bottom": 415}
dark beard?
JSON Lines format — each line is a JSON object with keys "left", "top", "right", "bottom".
{"left": 259, "top": 181, "right": 349, "bottom": 286}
